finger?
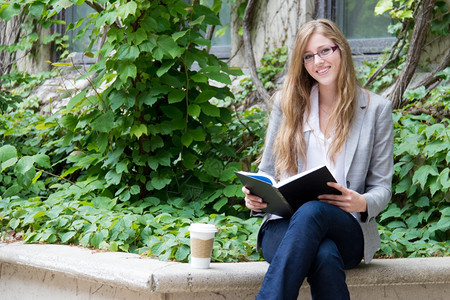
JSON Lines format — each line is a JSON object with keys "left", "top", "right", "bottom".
{"left": 247, "top": 198, "right": 267, "bottom": 209}
{"left": 326, "top": 181, "right": 347, "bottom": 193}
{"left": 242, "top": 186, "right": 251, "bottom": 194}
{"left": 320, "top": 199, "right": 350, "bottom": 212}
{"left": 246, "top": 193, "right": 263, "bottom": 202}
{"left": 318, "top": 194, "right": 342, "bottom": 201}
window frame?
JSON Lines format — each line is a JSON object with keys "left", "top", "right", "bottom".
{"left": 314, "top": 0, "right": 395, "bottom": 63}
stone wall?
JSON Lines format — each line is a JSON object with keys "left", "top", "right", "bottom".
{"left": 229, "top": 0, "right": 315, "bottom": 68}
{"left": 418, "top": 0, "right": 450, "bottom": 70}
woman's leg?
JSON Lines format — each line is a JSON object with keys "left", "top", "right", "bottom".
{"left": 256, "top": 201, "right": 363, "bottom": 300}
{"left": 306, "top": 238, "right": 348, "bottom": 300}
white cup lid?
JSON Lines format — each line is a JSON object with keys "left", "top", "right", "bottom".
{"left": 189, "top": 223, "right": 218, "bottom": 233}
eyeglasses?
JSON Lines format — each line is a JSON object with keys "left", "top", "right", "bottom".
{"left": 303, "top": 45, "right": 339, "bottom": 64}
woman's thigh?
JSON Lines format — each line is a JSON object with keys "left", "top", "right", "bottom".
{"left": 260, "top": 201, "right": 363, "bottom": 269}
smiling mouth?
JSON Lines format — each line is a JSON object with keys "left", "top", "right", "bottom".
{"left": 317, "top": 67, "right": 330, "bottom": 75}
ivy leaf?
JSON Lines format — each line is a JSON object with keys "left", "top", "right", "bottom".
{"left": 130, "top": 185, "right": 140, "bottom": 195}
{"left": 172, "top": 30, "right": 188, "bottom": 41}
{"left": 374, "top": 0, "right": 393, "bottom": 15}
{"left": 404, "top": 86, "right": 427, "bottom": 100}
{"left": 201, "top": 102, "right": 220, "bottom": 117}
{"left": 56, "top": 0, "right": 73, "bottom": 9}
{"left": 93, "top": 197, "right": 117, "bottom": 210}
{"left": 174, "top": 244, "right": 190, "bottom": 261}
{"left": 3, "top": 184, "right": 22, "bottom": 198}
{"left": 138, "top": 93, "right": 157, "bottom": 107}
{"left": 182, "top": 151, "right": 198, "bottom": 170}
{"left": 117, "top": 45, "right": 140, "bottom": 61}
{"left": 213, "top": 197, "right": 228, "bottom": 211}
{"left": 188, "top": 128, "right": 205, "bottom": 141}
{"left": 60, "top": 114, "right": 78, "bottom": 131}
{"left": 105, "top": 170, "right": 122, "bottom": 185}
{"left": 140, "top": 38, "right": 157, "bottom": 53}
{"left": 439, "top": 168, "right": 450, "bottom": 189}
{"left": 0, "top": 3, "right": 21, "bottom": 21}
{"left": 91, "top": 111, "right": 115, "bottom": 133}
{"left": 428, "top": 177, "right": 442, "bottom": 196}
{"left": 119, "top": 63, "right": 137, "bottom": 83}
{"left": 90, "top": 231, "right": 105, "bottom": 248}
{"left": 194, "top": 90, "right": 216, "bottom": 103}
{"left": 15, "top": 156, "right": 35, "bottom": 175}
{"left": 157, "top": 35, "right": 183, "bottom": 58}
{"left": 223, "top": 184, "right": 241, "bottom": 197}
{"left": 130, "top": 28, "right": 147, "bottom": 45}
{"left": 130, "top": 124, "right": 148, "bottom": 139}
{"left": 189, "top": 15, "right": 205, "bottom": 26}
{"left": 117, "top": 1, "right": 137, "bottom": 19}
{"left": 66, "top": 90, "right": 87, "bottom": 111}
{"left": 208, "top": 71, "right": 231, "bottom": 85}
{"left": 33, "top": 154, "right": 51, "bottom": 169}
{"left": 2, "top": 157, "right": 18, "bottom": 172}
{"left": 423, "top": 140, "right": 447, "bottom": 157}
{"left": 168, "top": 89, "right": 186, "bottom": 104}
{"left": 204, "top": 158, "right": 223, "bottom": 177}
{"left": 192, "top": 4, "right": 221, "bottom": 26}
{"left": 150, "top": 175, "right": 172, "bottom": 190}
{"left": 415, "top": 196, "right": 429, "bottom": 208}
{"left": 412, "top": 165, "right": 439, "bottom": 189}
{"left": 0, "top": 145, "right": 17, "bottom": 163}
{"left": 156, "top": 60, "right": 175, "bottom": 77}
{"left": 181, "top": 134, "right": 193, "bottom": 147}
{"left": 29, "top": 2, "right": 45, "bottom": 17}
{"left": 190, "top": 73, "right": 208, "bottom": 83}
{"left": 188, "top": 104, "right": 201, "bottom": 117}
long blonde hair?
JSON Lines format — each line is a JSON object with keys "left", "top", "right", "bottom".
{"left": 273, "top": 19, "right": 358, "bottom": 177}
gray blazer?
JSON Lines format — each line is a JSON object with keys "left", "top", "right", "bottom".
{"left": 255, "top": 87, "right": 394, "bottom": 264}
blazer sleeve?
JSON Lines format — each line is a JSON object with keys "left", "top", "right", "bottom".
{"left": 258, "top": 92, "right": 283, "bottom": 179}
{"left": 361, "top": 97, "right": 394, "bottom": 223}
{"left": 248, "top": 93, "right": 283, "bottom": 218}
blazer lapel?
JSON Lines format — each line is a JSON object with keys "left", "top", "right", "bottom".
{"left": 344, "top": 90, "right": 369, "bottom": 177}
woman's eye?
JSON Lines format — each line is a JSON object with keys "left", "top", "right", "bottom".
{"left": 321, "top": 48, "right": 331, "bottom": 55}
{"left": 304, "top": 54, "right": 313, "bottom": 60}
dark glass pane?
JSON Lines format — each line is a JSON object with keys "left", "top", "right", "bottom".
{"left": 202, "top": 0, "right": 231, "bottom": 47}
{"left": 66, "top": 4, "right": 97, "bottom": 53}
{"left": 337, "top": 0, "right": 392, "bottom": 39}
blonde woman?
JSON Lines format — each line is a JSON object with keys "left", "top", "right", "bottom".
{"left": 242, "top": 19, "right": 394, "bottom": 299}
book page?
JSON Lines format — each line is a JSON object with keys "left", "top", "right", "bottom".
{"left": 275, "top": 165, "right": 325, "bottom": 187}
{"left": 237, "top": 171, "right": 276, "bottom": 185}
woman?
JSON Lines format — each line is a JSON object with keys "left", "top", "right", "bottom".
{"left": 242, "top": 19, "right": 394, "bottom": 299}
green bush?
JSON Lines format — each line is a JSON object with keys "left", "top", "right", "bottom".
{"left": 378, "top": 110, "right": 449, "bottom": 257}
{"left": 0, "top": 95, "right": 267, "bottom": 262}
{"left": 1, "top": 0, "right": 448, "bottom": 262}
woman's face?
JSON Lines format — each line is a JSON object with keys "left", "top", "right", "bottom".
{"left": 303, "top": 33, "right": 341, "bottom": 90}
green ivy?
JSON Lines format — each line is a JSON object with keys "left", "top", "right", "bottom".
{"left": 1, "top": 0, "right": 448, "bottom": 262}
{"left": 378, "top": 109, "right": 449, "bottom": 257}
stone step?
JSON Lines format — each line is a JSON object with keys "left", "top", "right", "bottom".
{"left": 0, "top": 242, "right": 449, "bottom": 299}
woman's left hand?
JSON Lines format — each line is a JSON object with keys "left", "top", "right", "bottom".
{"left": 317, "top": 182, "right": 367, "bottom": 213}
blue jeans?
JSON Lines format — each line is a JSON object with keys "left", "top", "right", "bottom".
{"left": 256, "top": 201, "right": 364, "bottom": 300}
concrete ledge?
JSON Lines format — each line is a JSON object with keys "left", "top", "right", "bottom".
{"left": 0, "top": 242, "right": 449, "bottom": 299}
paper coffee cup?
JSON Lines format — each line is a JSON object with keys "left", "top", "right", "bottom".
{"left": 189, "top": 223, "right": 218, "bottom": 269}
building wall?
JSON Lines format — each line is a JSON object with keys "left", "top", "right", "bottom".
{"left": 229, "top": 0, "right": 315, "bottom": 68}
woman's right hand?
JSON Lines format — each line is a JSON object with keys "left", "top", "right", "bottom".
{"left": 242, "top": 186, "right": 267, "bottom": 212}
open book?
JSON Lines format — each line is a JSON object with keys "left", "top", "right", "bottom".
{"left": 235, "top": 165, "right": 340, "bottom": 218}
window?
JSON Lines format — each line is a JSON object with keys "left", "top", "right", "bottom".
{"left": 208, "top": 0, "right": 231, "bottom": 59}
{"left": 65, "top": 4, "right": 98, "bottom": 54}
{"left": 315, "top": 0, "right": 395, "bottom": 62}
